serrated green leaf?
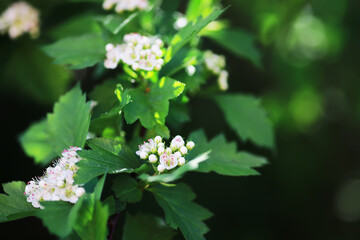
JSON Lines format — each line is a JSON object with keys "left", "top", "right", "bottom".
{"left": 0, "top": 181, "right": 36, "bottom": 223}
{"left": 75, "top": 138, "right": 140, "bottom": 184}
{"left": 43, "top": 34, "right": 105, "bottom": 69}
{"left": 100, "top": 13, "right": 138, "bottom": 34}
{"left": 187, "top": 130, "right": 267, "bottom": 176}
{"left": 87, "top": 138, "right": 122, "bottom": 155}
{"left": 124, "top": 77, "right": 185, "bottom": 129}
{"left": 138, "top": 151, "right": 210, "bottom": 183}
{"left": 123, "top": 213, "right": 176, "bottom": 240}
{"left": 112, "top": 174, "right": 142, "bottom": 203}
{"left": 203, "top": 28, "right": 262, "bottom": 68}
{"left": 47, "top": 84, "right": 91, "bottom": 155}
{"left": 213, "top": 94, "right": 275, "bottom": 149}
{"left": 170, "top": 7, "right": 226, "bottom": 56}
{"left": 19, "top": 119, "right": 57, "bottom": 165}
{"left": 149, "top": 183, "right": 212, "bottom": 240}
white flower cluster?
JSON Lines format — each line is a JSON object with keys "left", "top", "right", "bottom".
{"left": 104, "top": 33, "right": 165, "bottom": 72}
{"left": 204, "top": 50, "right": 229, "bottom": 91}
{"left": 136, "top": 136, "right": 195, "bottom": 172}
{"left": 0, "top": 1, "right": 39, "bottom": 39}
{"left": 24, "top": 147, "right": 85, "bottom": 209}
{"left": 103, "top": 0, "right": 148, "bottom": 13}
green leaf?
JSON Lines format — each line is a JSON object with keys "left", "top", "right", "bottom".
{"left": 149, "top": 183, "right": 212, "bottom": 240}
{"left": 138, "top": 151, "right": 210, "bottom": 183}
{"left": 0, "top": 181, "right": 36, "bottom": 223}
{"left": 186, "top": 0, "right": 214, "bottom": 21}
{"left": 100, "top": 13, "right": 138, "bottom": 34}
{"left": 47, "top": 84, "right": 91, "bottom": 155}
{"left": 49, "top": 13, "right": 101, "bottom": 39}
{"left": 170, "top": 7, "right": 226, "bottom": 56}
{"left": 123, "top": 213, "right": 176, "bottom": 240}
{"left": 87, "top": 138, "right": 122, "bottom": 155}
{"left": 202, "top": 28, "right": 262, "bottom": 68}
{"left": 187, "top": 130, "right": 267, "bottom": 176}
{"left": 112, "top": 174, "right": 142, "bottom": 203}
{"left": 73, "top": 195, "right": 109, "bottom": 240}
{"left": 213, "top": 94, "right": 275, "bottom": 148}
{"left": 19, "top": 119, "right": 57, "bottom": 165}
{"left": 75, "top": 138, "right": 140, "bottom": 184}
{"left": 36, "top": 201, "right": 82, "bottom": 238}
{"left": 124, "top": 77, "right": 185, "bottom": 129}
{"left": 43, "top": 34, "right": 105, "bottom": 69}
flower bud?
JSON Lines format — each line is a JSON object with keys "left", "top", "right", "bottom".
{"left": 186, "top": 141, "right": 195, "bottom": 150}
{"left": 158, "top": 147, "right": 165, "bottom": 155}
{"left": 174, "top": 151, "right": 181, "bottom": 159}
{"left": 75, "top": 187, "right": 85, "bottom": 197}
{"left": 180, "top": 146, "right": 188, "bottom": 155}
{"left": 140, "top": 151, "right": 148, "bottom": 159}
{"left": 157, "top": 164, "right": 165, "bottom": 173}
{"left": 149, "top": 154, "right": 158, "bottom": 163}
{"left": 154, "top": 136, "right": 162, "bottom": 143}
{"left": 178, "top": 157, "right": 186, "bottom": 166}
{"left": 166, "top": 148, "right": 172, "bottom": 154}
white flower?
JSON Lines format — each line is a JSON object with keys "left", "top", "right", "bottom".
{"left": 218, "top": 70, "right": 229, "bottom": 91}
{"left": 160, "top": 154, "right": 178, "bottom": 170}
{"left": 174, "top": 16, "right": 188, "bottom": 30}
{"left": 186, "top": 141, "right": 195, "bottom": 150}
{"left": 135, "top": 135, "right": 195, "bottom": 173}
{"left": 0, "top": 2, "right": 40, "bottom": 39}
{"left": 24, "top": 146, "right": 85, "bottom": 209}
{"left": 170, "top": 135, "right": 185, "bottom": 150}
{"left": 204, "top": 50, "right": 226, "bottom": 75}
{"left": 104, "top": 33, "right": 165, "bottom": 71}
{"left": 186, "top": 65, "right": 196, "bottom": 76}
{"left": 103, "top": 0, "right": 148, "bottom": 13}
{"left": 149, "top": 154, "right": 157, "bottom": 163}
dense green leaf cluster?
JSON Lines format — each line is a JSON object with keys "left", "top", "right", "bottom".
{"left": 1, "top": 0, "right": 275, "bottom": 239}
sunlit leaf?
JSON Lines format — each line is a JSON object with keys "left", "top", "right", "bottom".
{"left": 19, "top": 119, "right": 57, "bottom": 165}
{"left": 123, "top": 77, "right": 185, "bottom": 129}
{"left": 47, "top": 84, "right": 91, "bottom": 155}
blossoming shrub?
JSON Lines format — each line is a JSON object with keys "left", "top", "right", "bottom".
{"left": 0, "top": 0, "right": 275, "bottom": 239}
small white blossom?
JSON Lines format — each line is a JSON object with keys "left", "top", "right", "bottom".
{"left": 186, "top": 65, "right": 196, "bottom": 76}
{"left": 24, "top": 147, "right": 85, "bottom": 209}
{"left": 218, "top": 70, "right": 229, "bottom": 91}
{"left": 135, "top": 135, "right": 195, "bottom": 173}
{"left": 104, "top": 33, "right": 165, "bottom": 71}
{"left": 0, "top": 1, "right": 40, "bottom": 39}
{"left": 204, "top": 50, "right": 229, "bottom": 91}
{"left": 149, "top": 154, "right": 157, "bottom": 163}
{"left": 157, "top": 164, "right": 165, "bottom": 172}
{"left": 174, "top": 16, "right": 188, "bottom": 30}
{"left": 186, "top": 141, "right": 195, "bottom": 150}
{"left": 180, "top": 146, "right": 188, "bottom": 155}
{"left": 178, "top": 157, "right": 186, "bottom": 166}
{"left": 103, "top": 0, "right": 148, "bottom": 13}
